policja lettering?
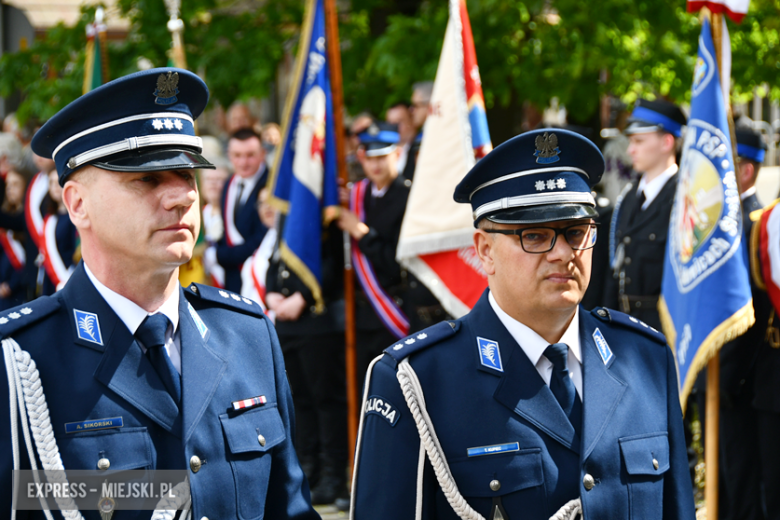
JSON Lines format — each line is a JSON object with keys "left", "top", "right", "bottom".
{"left": 364, "top": 396, "right": 399, "bottom": 426}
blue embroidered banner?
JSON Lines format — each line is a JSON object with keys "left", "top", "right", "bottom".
{"left": 660, "top": 17, "right": 754, "bottom": 407}
{"left": 267, "top": 0, "right": 339, "bottom": 312}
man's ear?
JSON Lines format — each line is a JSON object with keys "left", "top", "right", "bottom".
{"left": 62, "top": 179, "right": 89, "bottom": 230}
{"left": 474, "top": 228, "right": 497, "bottom": 276}
{"left": 662, "top": 132, "right": 676, "bottom": 155}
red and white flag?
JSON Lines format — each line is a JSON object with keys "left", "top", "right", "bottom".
{"left": 687, "top": 0, "right": 750, "bottom": 23}
{"left": 396, "top": 0, "right": 491, "bottom": 318}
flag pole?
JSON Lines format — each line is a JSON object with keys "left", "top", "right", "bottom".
{"left": 323, "top": 0, "right": 359, "bottom": 471}
{"left": 703, "top": 8, "right": 729, "bottom": 520}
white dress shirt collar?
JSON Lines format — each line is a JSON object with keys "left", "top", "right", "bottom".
{"left": 237, "top": 163, "right": 267, "bottom": 206}
{"left": 488, "top": 291, "right": 583, "bottom": 398}
{"left": 741, "top": 186, "right": 756, "bottom": 201}
{"left": 84, "top": 263, "right": 180, "bottom": 335}
{"left": 637, "top": 164, "right": 678, "bottom": 210}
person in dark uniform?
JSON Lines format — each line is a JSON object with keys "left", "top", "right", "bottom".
{"left": 337, "top": 122, "right": 410, "bottom": 391}
{"left": 266, "top": 219, "right": 347, "bottom": 505}
{"left": 351, "top": 128, "right": 695, "bottom": 520}
{"left": 604, "top": 98, "right": 687, "bottom": 330}
{"left": 0, "top": 68, "right": 319, "bottom": 520}
{"left": 716, "top": 126, "right": 770, "bottom": 520}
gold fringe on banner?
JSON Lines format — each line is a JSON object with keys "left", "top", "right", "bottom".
{"left": 659, "top": 296, "right": 755, "bottom": 413}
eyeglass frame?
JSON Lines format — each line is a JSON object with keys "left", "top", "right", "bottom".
{"left": 484, "top": 222, "right": 599, "bottom": 254}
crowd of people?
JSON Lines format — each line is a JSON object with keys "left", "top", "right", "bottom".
{"left": 0, "top": 69, "right": 777, "bottom": 519}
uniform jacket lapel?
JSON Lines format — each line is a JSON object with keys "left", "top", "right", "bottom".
{"left": 467, "top": 293, "right": 581, "bottom": 453}
{"left": 579, "top": 310, "right": 627, "bottom": 461}
{"left": 178, "top": 291, "right": 227, "bottom": 443}
{"left": 63, "top": 263, "right": 182, "bottom": 434}
{"left": 623, "top": 174, "right": 676, "bottom": 233}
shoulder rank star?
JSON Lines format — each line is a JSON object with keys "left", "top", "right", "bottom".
{"left": 534, "top": 132, "right": 561, "bottom": 164}
{"left": 154, "top": 71, "right": 180, "bottom": 105}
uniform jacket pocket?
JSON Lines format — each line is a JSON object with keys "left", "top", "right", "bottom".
{"left": 619, "top": 432, "right": 669, "bottom": 520}
{"left": 220, "top": 405, "right": 286, "bottom": 520}
{"left": 59, "top": 427, "right": 153, "bottom": 471}
{"left": 449, "top": 447, "right": 544, "bottom": 498}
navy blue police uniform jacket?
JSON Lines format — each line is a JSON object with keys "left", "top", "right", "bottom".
{"left": 352, "top": 290, "right": 695, "bottom": 520}
{"left": 0, "top": 262, "right": 320, "bottom": 520}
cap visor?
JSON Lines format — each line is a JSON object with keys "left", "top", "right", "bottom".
{"left": 485, "top": 203, "right": 598, "bottom": 225}
{"left": 92, "top": 147, "right": 215, "bottom": 173}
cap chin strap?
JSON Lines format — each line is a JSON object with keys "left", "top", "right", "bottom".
{"left": 66, "top": 134, "right": 203, "bottom": 170}
{"left": 396, "top": 357, "right": 582, "bottom": 520}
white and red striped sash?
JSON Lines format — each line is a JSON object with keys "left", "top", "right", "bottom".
{"left": 25, "top": 172, "right": 49, "bottom": 249}
{"left": 222, "top": 175, "right": 246, "bottom": 247}
{"left": 0, "top": 228, "right": 25, "bottom": 271}
{"left": 41, "top": 215, "right": 73, "bottom": 288}
{"left": 350, "top": 179, "right": 409, "bottom": 339}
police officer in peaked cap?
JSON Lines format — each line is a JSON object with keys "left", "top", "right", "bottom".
{"left": 604, "top": 98, "right": 687, "bottom": 330}
{"left": 350, "top": 128, "right": 695, "bottom": 520}
{"left": 0, "top": 69, "right": 319, "bottom": 519}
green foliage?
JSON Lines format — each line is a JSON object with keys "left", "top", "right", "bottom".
{"left": 1, "top": 0, "right": 778, "bottom": 127}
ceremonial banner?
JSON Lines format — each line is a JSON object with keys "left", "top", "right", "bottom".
{"left": 659, "top": 17, "right": 754, "bottom": 406}
{"left": 396, "top": 0, "right": 491, "bottom": 318}
{"left": 267, "top": 0, "right": 339, "bottom": 312}
{"left": 687, "top": 0, "right": 751, "bottom": 23}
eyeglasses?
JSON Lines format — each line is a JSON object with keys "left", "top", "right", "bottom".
{"left": 485, "top": 223, "right": 599, "bottom": 253}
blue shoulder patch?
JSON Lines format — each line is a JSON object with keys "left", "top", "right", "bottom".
{"left": 185, "top": 283, "right": 265, "bottom": 318}
{"left": 384, "top": 320, "right": 461, "bottom": 362}
{"left": 0, "top": 296, "right": 61, "bottom": 339}
{"left": 591, "top": 307, "right": 667, "bottom": 345}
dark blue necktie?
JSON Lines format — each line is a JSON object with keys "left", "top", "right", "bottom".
{"left": 136, "top": 314, "right": 181, "bottom": 404}
{"left": 544, "top": 343, "right": 582, "bottom": 435}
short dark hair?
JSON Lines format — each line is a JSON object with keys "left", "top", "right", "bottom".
{"left": 229, "top": 128, "right": 261, "bottom": 142}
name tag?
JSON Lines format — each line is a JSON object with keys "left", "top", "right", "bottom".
{"left": 467, "top": 442, "right": 520, "bottom": 457}
{"left": 65, "top": 417, "right": 123, "bottom": 434}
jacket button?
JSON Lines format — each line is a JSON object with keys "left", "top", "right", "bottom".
{"left": 623, "top": 236, "right": 631, "bottom": 244}
{"left": 649, "top": 233, "right": 656, "bottom": 241}
{"left": 653, "top": 458, "right": 659, "bottom": 470}
{"left": 190, "top": 285, "right": 198, "bottom": 294}
{"left": 258, "top": 434, "right": 266, "bottom": 447}
{"left": 97, "top": 458, "right": 110, "bottom": 471}
{"left": 624, "top": 257, "right": 631, "bottom": 265}
{"left": 281, "top": 270, "right": 290, "bottom": 279}
{"left": 489, "top": 480, "right": 501, "bottom": 491}
{"left": 190, "top": 455, "right": 202, "bottom": 473}
{"left": 583, "top": 474, "right": 595, "bottom": 490}
{"left": 596, "top": 309, "right": 608, "bottom": 318}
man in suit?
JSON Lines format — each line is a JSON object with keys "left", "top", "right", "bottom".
{"left": 604, "top": 99, "right": 687, "bottom": 330}
{"left": 350, "top": 128, "right": 695, "bottom": 520}
{"left": 718, "top": 126, "right": 775, "bottom": 520}
{"left": 0, "top": 68, "right": 318, "bottom": 520}
{"left": 217, "top": 128, "right": 269, "bottom": 293}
